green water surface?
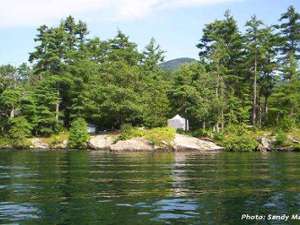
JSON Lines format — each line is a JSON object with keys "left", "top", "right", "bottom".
{"left": 0, "top": 151, "right": 299, "bottom": 225}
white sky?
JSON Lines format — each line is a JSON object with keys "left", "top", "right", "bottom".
{"left": 0, "top": 0, "right": 238, "bottom": 27}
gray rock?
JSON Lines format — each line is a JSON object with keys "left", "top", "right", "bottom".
{"left": 88, "top": 135, "right": 115, "bottom": 150}
{"left": 30, "top": 138, "right": 49, "bottom": 149}
{"left": 51, "top": 140, "right": 68, "bottom": 149}
{"left": 257, "top": 137, "right": 272, "bottom": 152}
{"left": 173, "top": 134, "right": 223, "bottom": 151}
{"left": 288, "top": 135, "right": 300, "bottom": 144}
{"left": 110, "top": 138, "right": 154, "bottom": 151}
{"left": 88, "top": 133, "right": 223, "bottom": 152}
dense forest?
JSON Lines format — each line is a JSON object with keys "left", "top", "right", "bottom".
{"left": 0, "top": 6, "right": 299, "bottom": 147}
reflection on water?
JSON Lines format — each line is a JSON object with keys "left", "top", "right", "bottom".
{"left": 0, "top": 151, "right": 299, "bottom": 224}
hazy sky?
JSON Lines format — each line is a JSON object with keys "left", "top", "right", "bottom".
{"left": 0, "top": 0, "right": 299, "bottom": 65}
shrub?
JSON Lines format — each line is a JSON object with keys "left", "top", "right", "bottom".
{"left": 68, "top": 118, "right": 90, "bottom": 149}
{"left": 8, "top": 117, "right": 32, "bottom": 148}
{"left": 223, "top": 134, "right": 258, "bottom": 152}
{"left": 278, "top": 117, "right": 295, "bottom": 131}
{"left": 118, "top": 124, "right": 145, "bottom": 141}
{"left": 144, "top": 127, "right": 176, "bottom": 146}
{"left": 214, "top": 132, "right": 224, "bottom": 142}
{"left": 191, "top": 128, "right": 213, "bottom": 138}
{"left": 0, "top": 137, "right": 10, "bottom": 148}
{"left": 48, "top": 131, "right": 69, "bottom": 148}
{"left": 274, "top": 130, "right": 288, "bottom": 146}
{"left": 176, "top": 128, "right": 187, "bottom": 135}
{"left": 225, "top": 123, "right": 248, "bottom": 136}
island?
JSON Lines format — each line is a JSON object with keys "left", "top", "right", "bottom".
{"left": 0, "top": 6, "right": 300, "bottom": 153}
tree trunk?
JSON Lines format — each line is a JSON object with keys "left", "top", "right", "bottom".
{"left": 258, "top": 95, "right": 262, "bottom": 128}
{"left": 55, "top": 102, "right": 59, "bottom": 122}
{"left": 220, "top": 78, "right": 225, "bottom": 131}
{"left": 215, "top": 72, "right": 220, "bottom": 132}
{"left": 55, "top": 90, "right": 60, "bottom": 122}
{"left": 264, "top": 95, "right": 268, "bottom": 124}
{"left": 252, "top": 52, "right": 257, "bottom": 126}
{"left": 10, "top": 107, "right": 15, "bottom": 119}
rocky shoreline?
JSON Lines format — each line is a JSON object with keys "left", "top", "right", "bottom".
{"left": 1, "top": 133, "right": 223, "bottom": 152}
{"left": 1, "top": 132, "right": 300, "bottom": 152}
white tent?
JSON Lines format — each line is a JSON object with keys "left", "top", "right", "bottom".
{"left": 168, "top": 114, "right": 189, "bottom": 131}
{"left": 87, "top": 124, "right": 96, "bottom": 134}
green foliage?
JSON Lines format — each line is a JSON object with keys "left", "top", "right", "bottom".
{"left": 274, "top": 130, "right": 288, "bottom": 146}
{"left": 191, "top": 128, "right": 213, "bottom": 138}
{"left": 220, "top": 124, "right": 258, "bottom": 151}
{"left": 68, "top": 118, "right": 90, "bottom": 149}
{"left": 223, "top": 134, "right": 258, "bottom": 152}
{"left": 144, "top": 127, "right": 175, "bottom": 147}
{"left": 277, "top": 6, "right": 300, "bottom": 79}
{"left": 278, "top": 117, "right": 295, "bottom": 131}
{"left": 8, "top": 117, "right": 32, "bottom": 148}
{"left": 47, "top": 131, "right": 69, "bottom": 148}
{"left": 213, "top": 132, "right": 225, "bottom": 142}
{"left": 0, "top": 137, "right": 10, "bottom": 148}
{"left": 168, "top": 63, "right": 217, "bottom": 129}
{"left": 224, "top": 124, "right": 249, "bottom": 136}
{"left": 142, "top": 38, "right": 165, "bottom": 71}
{"left": 118, "top": 124, "right": 146, "bottom": 141}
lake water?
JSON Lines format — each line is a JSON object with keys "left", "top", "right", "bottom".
{"left": 0, "top": 151, "right": 300, "bottom": 225}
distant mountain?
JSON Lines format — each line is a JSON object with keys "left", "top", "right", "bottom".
{"left": 160, "top": 57, "right": 197, "bottom": 71}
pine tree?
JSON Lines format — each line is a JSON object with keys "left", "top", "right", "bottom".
{"left": 245, "top": 15, "right": 264, "bottom": 125}
{"left": 142, "top": 38, "right": 165, "bottom": 72}
{"left": 276, "top": 6, "right": 300, "bottom": 80}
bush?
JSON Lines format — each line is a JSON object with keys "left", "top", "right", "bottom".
{"left": 223, "top": 134, "right": 258, "bottom": 152}
{"left": 224, "top": 123, "right": 248, "bottom": 136}
{"left": 278, "top": 117, "right": 295, "bottom": 131}
{"left": 191, "top": 128, "right": 213, "bottom": 138}
{"left": 144, "top": 127, "right": 175, "bottom": 147}
{"left": 214, "top": 132, "right": 225, "bottom": 142}
{"left": 118, "top": 124, "right": 145, "bottom": 141}
{"left": 48, "top": 131, "right": 69, "bottom": 148}
{"left": 274, "top": 130, "right": 288, "bottom": 146}
{"left": 68, "top": 118, "right": 90, "bottom": 149}
{"left": 8, "top": 117, "right": 32, "bottom": 148}
{"left": 0, "top": 137, "right": 10, "bottom": 148}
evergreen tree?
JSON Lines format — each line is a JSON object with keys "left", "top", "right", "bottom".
{"left": 142, "top": 38, "right": 165, "bottom": 72}
{"left": 276, "top": 6, "right": 300, "bottom": 80}
{"left": 244, "top": 15, "right": 264, "bottom": 125}
{"left": 68, "top": 118, "right": 89, "bottom": 149}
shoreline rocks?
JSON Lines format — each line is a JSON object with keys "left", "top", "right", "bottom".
{"left": 30, "top": 138, "right": 49, "bottom": 150}
{"left": 88, "top": 135, "right": 115, "bottom": 150}
{"left": 87, "top": 134, "right": 223, "bottom": 152}
{"left": 110, "top": 137, "right": 154, "bottom": 151}
{"left": 173, "top": 134, "right": 223, "bottom": 151}
{"left": 5, "top": 132, "right": 299, "bottom": 152}
{"left": 257, "top": 137, "right": 273, "bottom": 152}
